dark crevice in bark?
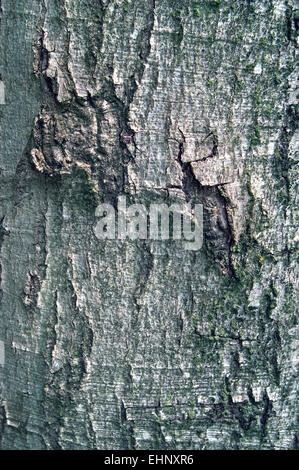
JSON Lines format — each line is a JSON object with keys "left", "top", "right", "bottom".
{"left": 0, "top": 1, "right": 3, "bottom": 34}
{"left": 132, "top": 241, "right": 154, "bottom": 314}
{"left": 0, "top": 404, "right": 7, "bottom": 449}
{"left": 272, "top": 104, "right": 297, "bottom": 219}
{"left": 35, "top": 29, "right": 49, "bottom": 74}
{"left": 176, "top": 128, "right": 235, "bottom": 276}
{"left": 260, "top": 391, "right": 272, "bottom": 446}
{"left": 247, "top": 386, "right": 257, "bottom": 406}
{"left": 213, "top": 186, "right": 235, "bottom": 277}
{"left": 229, "top": 399, "right": 255, "bottom": 432}
{"left": 48, "top": 291, "right": 58, "bottom": 369}
{"left": 0, "top": 216, "right": 9, "bottom": 304}
{"left": 225, "top": 378, "right": 255, "bottom": 433}
{"left": 22, "top": 272, "right": 41, "bottom": 310}
{"left": 176, "top": 127, "right": 201, "bottom": 203}
{"left": 68, "top": 276, "right": 94, "bottom": 377}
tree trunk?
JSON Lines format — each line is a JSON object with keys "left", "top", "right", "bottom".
{"left": 0, "top": 0, "right": 298, "bottom": 450}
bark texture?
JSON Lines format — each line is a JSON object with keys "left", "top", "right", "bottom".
{"left": 0, "top": 0, "right": 298, "bottom": 450}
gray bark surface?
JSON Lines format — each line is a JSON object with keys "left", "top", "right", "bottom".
{"left": 0, "top": 0, "right": 298, "bottom": 449}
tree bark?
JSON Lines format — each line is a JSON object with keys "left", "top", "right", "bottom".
{"left": 0, "top": 0, "right": 298, "bottom": 449}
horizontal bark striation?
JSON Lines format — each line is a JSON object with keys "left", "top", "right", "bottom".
{"left": 0, "top": 0, "right": 298, "bottom": 450}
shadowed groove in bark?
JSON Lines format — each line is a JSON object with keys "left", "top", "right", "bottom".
{"left": 0, "top": 0, "right": 297, "bottom": 450}
{"left": 176, "top": 128, "right": 235, "bottom": 275}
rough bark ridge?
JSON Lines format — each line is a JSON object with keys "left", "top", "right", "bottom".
{"left": 0, "top": 0, "right": 298, "bottom": 450}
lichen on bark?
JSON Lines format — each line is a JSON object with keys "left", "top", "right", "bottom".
{"left": 0, "top": 0, "right": 298, "bottom": 450}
